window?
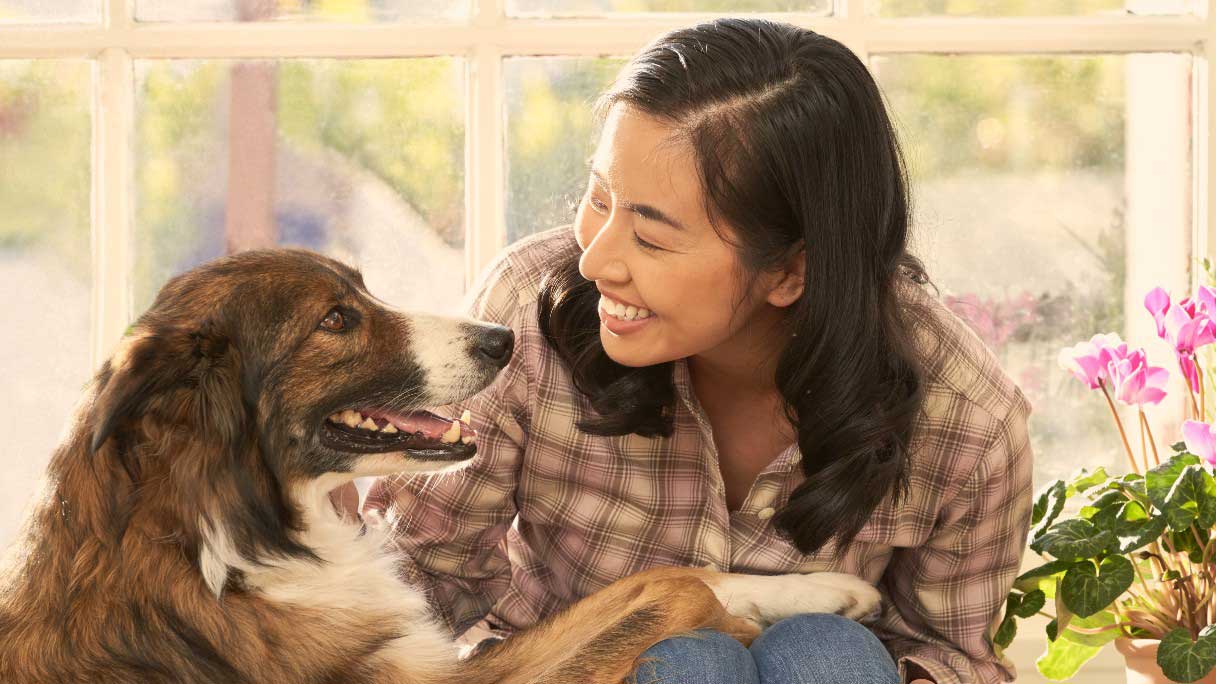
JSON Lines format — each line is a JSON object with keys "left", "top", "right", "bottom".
{"left": 1, "top": 5, "right": 1207, "bottom": 657}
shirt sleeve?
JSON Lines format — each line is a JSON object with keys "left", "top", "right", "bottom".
{"left": 875, "top": 391, "right": 1035, "bottom": 684}
{"left": 362, "top": 253, "right": 531, "bottom": 637}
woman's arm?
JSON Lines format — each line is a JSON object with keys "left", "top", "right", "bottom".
{"left": 877, "top": 391, "right": 1035, "bottom": 684}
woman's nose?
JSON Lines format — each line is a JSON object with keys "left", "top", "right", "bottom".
{"left": 577, "top": 219, "right": 630, "bottom": 283}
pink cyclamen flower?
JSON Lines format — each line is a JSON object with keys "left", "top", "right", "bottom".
{"left": 1145, "top": 287, "right": 1216, "bottom": 356}
{"left": 1109, "top": 349, "right": 1169, "bottom": 407}
{"left": 1058, "top": 333, "right": 1126, "bottom": 390}
{"left": 1182, "top": 420, "right": 1216, "bottom": 467}
{"left": 1145, "top": 287, "right": 1170, "bottom": 338}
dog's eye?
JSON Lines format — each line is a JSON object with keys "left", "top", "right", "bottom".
{"left": 319, "top": 309, "right": 346, "bottom": 332}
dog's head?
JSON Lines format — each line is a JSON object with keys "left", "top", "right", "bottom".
{"left": 89, "top": 247, "right": 512, "bottom": 500}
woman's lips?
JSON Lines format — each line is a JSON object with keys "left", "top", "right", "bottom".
{"left": 598, "top": 300, "right": 655, "bottom": 335}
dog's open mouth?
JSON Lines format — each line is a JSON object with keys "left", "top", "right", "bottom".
{"left": 320, "top": 408, "right": 476, "bottom": 460}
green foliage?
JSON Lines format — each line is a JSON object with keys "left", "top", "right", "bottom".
{"left": 1002, "top": 450, "right": 1216, "bottom": 681}
{"left": 1158, "top": 627, "right": 1216, "bottom": 683}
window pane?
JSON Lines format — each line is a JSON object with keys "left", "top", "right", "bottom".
{"left": 505, "top": 57, "right": 623, "bottom": 244}
{"left": 874, "top": 53, "right": 1192, "bottom": 487}
{"left": 873, "top": 0, "right": 1194, "bottom": 18}
{"left": 136, "top": 0, "right": 468, "bottom": 23}
{"left": 508, "top": 0, "right": 829, "bottom": 17}
{"left": 0, "top": 60, "right": 92, "bottom": 549}
{"left": 133, "top": 58, "right": 465, "bottom": 317}
{"left": 0, "top": 0, "right": 98, "bottom": 23}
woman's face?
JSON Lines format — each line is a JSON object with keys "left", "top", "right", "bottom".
{"left": 574, "top": 104, "right": 797, "bottom": 369}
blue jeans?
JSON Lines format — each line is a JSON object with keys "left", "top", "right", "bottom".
{"left": 628, "top": 614, "right": 900, "bottom": 684}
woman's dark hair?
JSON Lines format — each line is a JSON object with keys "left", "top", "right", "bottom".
{"left": 537, "top": 17, "right": 938, "bottom": 556}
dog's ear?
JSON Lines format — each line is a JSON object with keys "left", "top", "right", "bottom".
{"left": 90, "top": 321, "right": 235, "bottom": 453}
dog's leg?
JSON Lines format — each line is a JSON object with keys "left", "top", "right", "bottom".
{"left": 452, "top": 568, "right": 761, "bottom": 684}
{"left": 699, "top": 569, "right": 882, "bottom": 626}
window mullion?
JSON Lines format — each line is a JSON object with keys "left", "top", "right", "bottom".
{"left": 468, "top": 0, "right": 507, "bottom": 289}
{"left": 1201, "top": 0, "right": 1215, "bottom": 285}
{"left": 92, "top": 43, "right": 134, "bottom": 369}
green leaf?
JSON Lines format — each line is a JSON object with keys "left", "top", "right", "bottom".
{"left": 1090, "top": 500, "right": 1168, "bottom": 554}
{"left": 1014, "top": 559, "right": 1072, "bottom": 595}
{"left": 1055, "top": 577, "right": 1074, "bottom": 634}
{"left": 1015, "top": 589, "right": 1046, "bottom": 618}
{"left": 1037, "top": 634, "right": 1103, "bottom": 681}
{"left": 1045, "top": 618, "right": 1059, "bottom": 642}
{"left": 1147, "top": 453, "right": 1202, "bottom": 511}
{"left": 1032, "top": 519, "right": 1114, "bottom": 561}
{"left": 1067, "top": 467, "right": 1110, "bottom": 497}
{"left": 993, "top": 614, "right": 1018, "bottom": 649}
{"left": 1081, "top": 490, "right": 1128, "bottom": 520}
{"left": 1060, "top": 556, "right": 1134, "bottom": 618}
{"left": 1058, "top": 609, "right": 1121, "bottom": 648}
{"left": 1162, "top": 465, "right": 1216, "bottom": 531}
{"left": 1158, "top": 626, "right": 1216, "bottom": 683}
{"left": 1032, "top": 480, "right": 1068, "bottom": 540}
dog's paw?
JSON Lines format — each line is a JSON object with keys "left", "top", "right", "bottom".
{"left": 712, "top": 571, "right": 882, "bottom": 626}
{"left": 804, "top": 572, "right": 882, "bottom": 621}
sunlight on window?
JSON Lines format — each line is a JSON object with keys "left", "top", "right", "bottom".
{"left": 0, "top": 60, "right": 92, "bottom": 550}
{"left": 132, "top": 57, "right": 466, "bottom": 317}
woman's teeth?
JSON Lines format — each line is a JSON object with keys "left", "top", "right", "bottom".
{"left": 600, "top": 295, "right": 652, "bottom": 321}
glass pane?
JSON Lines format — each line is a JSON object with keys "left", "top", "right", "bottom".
{"left": 874, "top": 53, "right": 1192, "bottom": 488}
{"left": 133, "top": 58, "right": 465, "bottom": 316}
{"left": 0, "top": 60, "right": 92, "bottom": 549}
{"left": 136, "top": 0, "right": 468, "bottom": 23}
{"left": 508, "top": 0, "right": 829, "bottom": 17}
{"left": 505, "top": 57, "right": 623, "bottom": 244}
{"left": 0, "top": 0, "right": 98, "bottom": 23}
{"left": 873, "top": 0, "right": 1194, "bottom": 17}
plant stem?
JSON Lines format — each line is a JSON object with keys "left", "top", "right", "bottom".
{"left": 1138, "top": 408, "right": 1150, "bottom": 473}
{"left": 1186, "top": 357, "right": 1202, "bottom": 420}
{"left": 1101, "top": 381, "right": 1140, "bottom": 474}
{"left": 1140, "top": 410, "right": 1161, "bottom": 466}
{"left": 1200, "top": 363, "right": 1207, "bottom": 422}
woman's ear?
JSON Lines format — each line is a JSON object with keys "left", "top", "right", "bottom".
{"left": 764, "top": 246, "right": 806, "bottom": 308}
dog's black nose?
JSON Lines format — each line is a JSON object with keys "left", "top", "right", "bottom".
{"left": 473, "top": 325, "right": 514, "bottom": 367}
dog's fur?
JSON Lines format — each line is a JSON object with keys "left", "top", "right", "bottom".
{"left": 0, "top": 249, "right": 879, "bottom": 683}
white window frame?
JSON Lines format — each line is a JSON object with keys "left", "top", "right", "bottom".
{"left": 0, "top": 0, "right": 1210, "bottom": 368}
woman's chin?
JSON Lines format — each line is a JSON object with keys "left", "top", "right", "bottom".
{"left": 600, "top": 333, "right": 665, "bottom": 368}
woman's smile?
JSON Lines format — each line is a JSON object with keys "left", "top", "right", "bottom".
{"left": 598, "top": 293, "right": 656, "bottom": 335}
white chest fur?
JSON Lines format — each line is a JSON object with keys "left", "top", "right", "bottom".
{"left": 200, "top": 476, "right": 459, "bottom": 677}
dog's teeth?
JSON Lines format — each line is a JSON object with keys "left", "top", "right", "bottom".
{"left": 342, "top": 410, "right": 361, "bottom": 428}
{"left": 382, "top": 423, "right": 398, "bottom": 434}
{"left": 359, "top": 417, "right": 379, "bottom": 431}
{"left": 441, "top": 420, "right": 461, "bottom": 444}
{"left": 460, "top": 409, "right": 472, "bottom": 424}
{"left": 328, "top": 413, "right": 343, "bottom": 423}
{"left": 461, "top": 435, "right": 474, "bottom": 444}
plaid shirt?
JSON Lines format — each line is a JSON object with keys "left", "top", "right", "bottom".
{"left": 364, "top": 227, "right": 1035, "bottom": 684}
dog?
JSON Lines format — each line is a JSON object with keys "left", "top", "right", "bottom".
{"left": 0, "top": 248, "right": 879, "bottom": 684}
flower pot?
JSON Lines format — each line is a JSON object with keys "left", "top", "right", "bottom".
{"left": 1116, "top": 637, "right": 1216, "bottom": 684}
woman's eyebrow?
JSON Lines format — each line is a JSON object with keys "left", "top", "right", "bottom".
{"left": 587, "top": 162, "right": 687, "bottom": 232}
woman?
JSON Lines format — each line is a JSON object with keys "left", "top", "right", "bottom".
{"left": 363, "top": 17, "right": 1033, "bottom": 684}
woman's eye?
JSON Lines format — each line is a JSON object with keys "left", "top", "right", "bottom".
{"left": 633, "top": 232, "right": 663, "bottom": 252}
{"left": 589, "top": 196, "right": 609, "bottom": 213}
{"left": 319, "top": 309, "right": 346, "bottom": 332}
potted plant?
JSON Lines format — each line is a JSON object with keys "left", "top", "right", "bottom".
{"left": 993, "top": 278, "right": 1216, "bottom": 683}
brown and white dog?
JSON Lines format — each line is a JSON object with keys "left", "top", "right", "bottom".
{"left": 0, "top": 249, "right": 879, "bottom": 684}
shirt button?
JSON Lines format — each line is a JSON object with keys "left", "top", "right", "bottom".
{"left": 757, "top": 507, "right": 776, "bottom": 520}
